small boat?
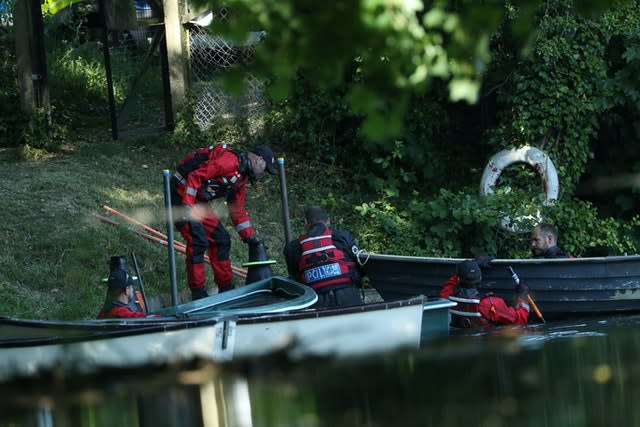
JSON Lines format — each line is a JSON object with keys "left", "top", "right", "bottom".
{"left": 0, "top": 289, "right": 454, "bottom": 382}
{"left": 155, "top": 275, "right": 319, "bottom": 317}
{"left": 363, "top": 253, "right": 640, "bottom": 318}
{"left": 0, "top": 275, "right": 317, "bottom": 349}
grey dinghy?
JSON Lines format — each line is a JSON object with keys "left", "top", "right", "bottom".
{"left": 364, "top": 253, "right": 640, "bottom": 318}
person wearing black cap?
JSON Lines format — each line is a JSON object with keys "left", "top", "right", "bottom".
{"left": 171, "top": 143, "right": 276, "bottom": 300}
{"left": 283, "top": 205, "right": 365, "bottom": 308}
{"left": 439, "top": 259, "right": 530, "bottom": 328}
{"left": 97, "top": 269, "right": 148, "bottom": 319}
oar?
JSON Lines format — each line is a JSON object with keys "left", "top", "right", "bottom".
{"left": 507, "top": 266, "right": 545, "bottom": 323}
{"left": 102, "top": 204, "right": 169, "bottom": 241}
{"left": 93, "top": 212, "right": 249, "bottom": 279}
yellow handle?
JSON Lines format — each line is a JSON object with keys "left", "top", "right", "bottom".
{"left": 527, "top": 294, "right": 545, "bottom": 323}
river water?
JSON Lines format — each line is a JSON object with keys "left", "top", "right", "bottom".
{"left": 2, "top": 314, "right": 640, "bottom": 426}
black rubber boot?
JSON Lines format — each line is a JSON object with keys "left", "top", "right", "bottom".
{"left": 245, "top": 242, "right": 273, "bottom": 285}
{"left": 191, "top": 287, "right": 209, "bottom": 301}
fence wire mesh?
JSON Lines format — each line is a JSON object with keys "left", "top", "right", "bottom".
{"left": 109, "top": 24, "right": 166, "bottom": 134}
{"left": 4, "top": 2, "right": 265, "bottom": 136}
{"left": 188, "top": 20, "right": 266, "bottom": 132}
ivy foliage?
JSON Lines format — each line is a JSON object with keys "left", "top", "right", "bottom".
{"left": 262, "top": 73, "right": 363, "bottom": 167}
{"left": 486, "top": 0, "right": 609, "bottom": 194}
{"left": 356, "top": 187, "right": 639, "bottom": 259}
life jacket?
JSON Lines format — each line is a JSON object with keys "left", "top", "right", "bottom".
{"left": 297, "top": 228, "right": 357, "bottom": 290}
{"left": 448, "top": 288, "right": 494, "bottom": 329}
{"left": 172, "top": 144, "right": 247, "bottom": 202}
{"left": 97, "top": 299, "right": 145, "bottom": 319}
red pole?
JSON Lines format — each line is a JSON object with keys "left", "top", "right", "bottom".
{"left": 95, "top": 211, "right": 248, "bottom": 279}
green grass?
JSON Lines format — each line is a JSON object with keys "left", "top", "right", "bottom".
{"left": 0, "top": 132, "right": 368, "bottom": 320}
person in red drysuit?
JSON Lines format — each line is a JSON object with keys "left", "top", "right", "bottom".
{"left": 440, "top": 260, "right": 530, "bottom": 328}
{"left": 170, "top": 143, "right": 276, "bottom": 300}
{"left": 97, "top": 269, "right": 148, "bottom": 319}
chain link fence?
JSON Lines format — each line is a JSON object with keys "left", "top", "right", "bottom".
{"left": 187, "top": 9, "right": 266, "bottom": 133}
{"left": 4, "top": 1, "right": 265, "bottom": 136}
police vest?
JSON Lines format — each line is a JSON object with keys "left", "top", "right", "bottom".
{"left": 173, "top": 144, "right": 245, "bottom": 201}
{"left": 297, "top": 229, "right": 356, "bottom": 290}
{"left": 448, "top": 290, "right": 494, "bottom": 329}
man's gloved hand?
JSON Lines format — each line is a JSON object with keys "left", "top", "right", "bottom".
{"left": 244, "top": 235, "right": 261, "bottom": 246}
{"left": 515, "top": 282, "right": 529, "bottom": 298}
{"left": 475, "top": 255, "right": 495, "bottom": 269}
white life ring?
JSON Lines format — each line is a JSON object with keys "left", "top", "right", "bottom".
{"left": 480, "top": 146, "right": 559, "bottom": 232}
{"left": 480, "top": 146, "right": 559, "bottom": 201}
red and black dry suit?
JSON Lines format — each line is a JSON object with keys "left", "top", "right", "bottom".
{"left": 440, "top": 274, "right": 530, "bottom": 328}
{"left": 283, "top": 222, "right": 364, "bottom": 308}
{"left": 171, "top": 144, "right": 256, "bottom": 293}
{"left": 97, "top": 300, "right": 148, "bottom": 319}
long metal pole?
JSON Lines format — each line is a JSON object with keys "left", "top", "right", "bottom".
{"left": 163, "top": 170, "right": 179, "bottom": 305}
{"left": 277, "top": 157, "right": 292, "bottom": 244}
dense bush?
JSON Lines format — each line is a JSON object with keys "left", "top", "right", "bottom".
{"left": 486, "top": 0, "right": 608, "bottom": 194}
{"left": 356, "top": 187, "right": 639, "bottom": 258}
{"left": 263, "top": 72, "right": 363, "bottom": 165}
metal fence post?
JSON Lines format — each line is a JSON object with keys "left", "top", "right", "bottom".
{"left": 163, "top": 170, "right": 179, "bottom": 305}
{"left": 277, "top": 157, "right": 292, "bottom": 244}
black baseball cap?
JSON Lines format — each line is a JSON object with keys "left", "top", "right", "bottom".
{"left": 456, "top": 260, "right": 482, "bottom": 286}
{"left": 108, "top": 269, "right": 135, "bottom": 290}
{"left": 252, "top": 145, "right": 276, "bottom": 174}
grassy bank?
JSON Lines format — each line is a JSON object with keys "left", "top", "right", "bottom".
{"left": 0, "top": 132, "right": 365, "bottom": 320}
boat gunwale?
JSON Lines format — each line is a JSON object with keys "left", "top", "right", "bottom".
{"left": 234, "top": 295, "right": 428, "bottom": 324}
{"left": 365, "top": 253, "right": 640, "bottom": 265}
{"left": 0, "top": 315, "right": 231, "bottom": 348}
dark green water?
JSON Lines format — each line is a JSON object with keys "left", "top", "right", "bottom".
{"left": 2, "top": 315, "right": 640, "bottom": 427}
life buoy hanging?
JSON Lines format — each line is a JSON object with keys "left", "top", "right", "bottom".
{"left": 479, "top": 146, "right": 559, "bottom": 232}
{"left": 480, "top": 146, "right": 559, "bottom": 201}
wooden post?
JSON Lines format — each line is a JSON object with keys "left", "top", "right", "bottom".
{"left": 162, "top": 0, "right": 189, "bottom": 122}
{"left": 13, "top": 0, "right": 50, "bottom": 117}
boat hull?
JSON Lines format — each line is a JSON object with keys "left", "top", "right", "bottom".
{"left": 232, "top": 296, "right": 431, "bottom": 359}
{"left": 0, "top": 295, "right": 453, "bottom": 381}
{"left": 364, "top": 253, "right": 640, "bottom": 318}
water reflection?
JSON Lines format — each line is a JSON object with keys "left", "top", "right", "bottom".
{"left": 3, "top": 315, "right": 640, "bottom": 426}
